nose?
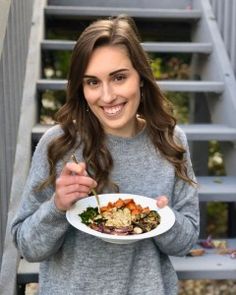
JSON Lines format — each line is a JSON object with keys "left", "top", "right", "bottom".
{"left": 101, "top": 83, "right": 115, "bottom": 104}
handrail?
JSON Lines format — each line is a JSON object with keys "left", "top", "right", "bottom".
{"left": 0, "top": 0, "right": 11, "bottom": 57}
{"left": 0, "top": 0, "right": 46, "bottom": 294}
{"left": 0, "top": 0, "right": 34, "bottom": 269}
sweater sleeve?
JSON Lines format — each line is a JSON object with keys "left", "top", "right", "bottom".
{"left": 11, "top": 126, "right": 70, "bottom": 262}
{"left": 153, "top": 127, "right": 200, "bottom": 256}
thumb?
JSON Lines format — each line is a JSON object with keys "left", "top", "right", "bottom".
{"left": 62, "top": 162, "right": 87, "bottom": 176}
{"left": 156, "top": 195, "right": 169, "bottom": 208}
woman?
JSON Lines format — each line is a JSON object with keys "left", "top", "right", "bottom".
{"left": 12, "top": 15, "right": 199, "bottom": 295}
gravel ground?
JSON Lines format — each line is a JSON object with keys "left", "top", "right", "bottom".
{"left": 26, "top": 280, "right": 236, "bottom": 295}
{"left": 178, "top": 280, "right": 236, "bottom": 295}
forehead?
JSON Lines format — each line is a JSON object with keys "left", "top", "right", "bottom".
{"left": 84, "top": 45, "right": 133, "bottom": 75}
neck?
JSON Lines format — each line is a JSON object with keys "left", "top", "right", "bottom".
{"left": 104, "top": 117, "right": 146, "bottom": 138}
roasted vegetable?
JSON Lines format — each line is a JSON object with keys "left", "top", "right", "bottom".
{"left": 79, "top": 198, "right": 161, "bottom": 235}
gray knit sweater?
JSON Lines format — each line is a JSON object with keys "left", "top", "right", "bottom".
{"left": 11, "top": 125, "right": 199, "bottom": 295}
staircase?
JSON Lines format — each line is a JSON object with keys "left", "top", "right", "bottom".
{"left": 1, "top": 0, "right": 236, "bottom": 294}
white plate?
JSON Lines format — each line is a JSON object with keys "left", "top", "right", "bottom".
{"left": 66, "top": 193, "right": 175, "bottom": 244}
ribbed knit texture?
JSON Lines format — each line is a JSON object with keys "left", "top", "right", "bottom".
{"left": 11, "top": 125, "right": 199, "bottom": 295}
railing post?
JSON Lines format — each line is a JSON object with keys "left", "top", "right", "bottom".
{"left": 0, "top": 0, "right": 46, "bottom": 294}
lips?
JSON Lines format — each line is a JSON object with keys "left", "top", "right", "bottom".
{"left": 102, "top": 103, "right": 125, "bottom": 117}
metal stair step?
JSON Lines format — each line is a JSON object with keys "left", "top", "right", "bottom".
{"left": 45, "top": 6, "right": 202, "bottom": 21}
{"left": 37, "top": 79, "right": 224, "bottom": 93}
{"left": 158, "top": 81, "right": 224, "bottom": 93}
{"left": 32, "top": 123, "right": 236, "bottom": 145}
{"left": 170, "top": 238, "right": 236, "bottom": 280}
{"left": 17, "top": 238, "right": 236, "bottom": 281}
{"left": 47, "top": 0, "right": 196, "bottom": 10}
{"left": 41, "top": 40, "right": 213, "bottom": 54}
{"left": 197, "top": 176, "right": 236, "bottom": 202}
{"left": 181, "top": 124, "right": 236, "bottom": 141}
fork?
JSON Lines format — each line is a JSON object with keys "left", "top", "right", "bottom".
{"left": 71, "top": 154, "right": 101, "bottom": 214}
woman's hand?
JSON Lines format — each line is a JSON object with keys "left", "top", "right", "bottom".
{"left": 54, "top": 162, "right": 97, "bottom": 212}
{"left": 156, "top": 195, "right": 169, "bottom": 208}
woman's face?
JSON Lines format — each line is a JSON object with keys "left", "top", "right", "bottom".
{"left": 83, "top": 45, "right": 141, "bottom": 137}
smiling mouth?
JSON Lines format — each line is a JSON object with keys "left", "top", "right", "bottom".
{"left": 102, "top": 103, "right": 125, "bottom": 117}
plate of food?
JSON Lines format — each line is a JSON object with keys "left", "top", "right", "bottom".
{"left": 66, "top": 193, "right": 175, "bottom": 244}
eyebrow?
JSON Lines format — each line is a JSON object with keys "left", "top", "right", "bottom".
{"left": 83, "top": 68, "right": 129, "bottom": 79}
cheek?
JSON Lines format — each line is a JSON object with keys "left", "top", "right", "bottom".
{"left": 119, "top": 81, "right": 141, "bottom": 100}
{"left": 127, "top": 78, "right": 141, "bottom": 98}
{"left": 83, "top": 88, "right": 99, "bottom": 104}
{"left": 128, "top": 86, "right": 141, "bottom": 103}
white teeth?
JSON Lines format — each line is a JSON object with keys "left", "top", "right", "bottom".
{"left": 103, "top": 104, "right": 123, "bottom": 115}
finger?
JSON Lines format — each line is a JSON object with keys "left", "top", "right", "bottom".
{"left": 156, "top": 196, "right": 169, "bottom": 208}
{"left": 67, "top": 162, "right": 87, "bottom": 175}
{"left": 56, "top": 175, "right": 97, "bottom": 188}
{"left": 61, "top": 162, "right": 87, "bottom": 176}
{"left": 65, "top": 191, "right": 90, "bottom": 205}
{"left": 55, "top": 193, "right": 81, "bottom": 211}
{"left": 75, "top": 175, "right": 97, "bottom": 188}
{"left": 62, "top": 183, "right": 92, "bottom": 195}
{"left": 60, "top": 163, "right": 75, "bottom": 176}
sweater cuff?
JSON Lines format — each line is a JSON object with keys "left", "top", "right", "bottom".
{"left": 153, "top": 209, "right": 198, "bottom": 256}
{"left": 45, "top": 195, "right": 68, "bottom": 222}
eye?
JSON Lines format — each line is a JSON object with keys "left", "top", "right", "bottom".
{"left": 84, "top": 78, "right": 99, "bottom": 88}
{"left": 113, "top": 73, "right": 127, "bottom": 82}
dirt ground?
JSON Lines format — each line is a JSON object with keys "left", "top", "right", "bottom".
{"left": 25, "top": 280, "right": 236, "bottom": 295}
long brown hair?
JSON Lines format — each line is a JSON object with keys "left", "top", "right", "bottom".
{"left": 39, "top": 15, "right": 195, "bottom": 192}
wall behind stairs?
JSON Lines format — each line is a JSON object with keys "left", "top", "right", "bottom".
{"left": 0, "top": 0, "right": 34, "bottom": 268}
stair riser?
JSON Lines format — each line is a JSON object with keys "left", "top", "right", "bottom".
{"left": 41, "top": 41, "right": 212, "bottom": 53}
{"left": 48, "top": 0, "right": 192, "bottom": 10}
{"left": 37, "top": 80, "right": 224, "bottom": 93}
{"left": 45, "top": 6, "right": 202, "bottom": 21}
